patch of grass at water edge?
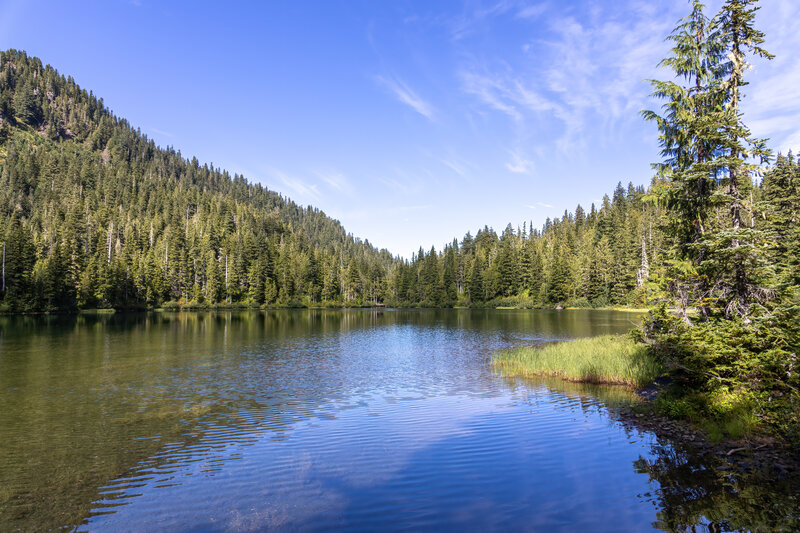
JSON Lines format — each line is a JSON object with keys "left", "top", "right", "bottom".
{"left": 493, "top": 334, "right": 663, "bottom": 388}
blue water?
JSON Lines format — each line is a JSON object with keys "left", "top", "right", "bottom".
{"left": 0, "top": 309, "right": 714, "bottom": 531}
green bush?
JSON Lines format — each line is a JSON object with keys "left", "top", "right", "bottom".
{"left": 641, "top": 305, "right": 800, "bottom": 441}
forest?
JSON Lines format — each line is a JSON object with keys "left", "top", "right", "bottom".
{"left": 1, "top": 0, "right": 800, "bottom": 440}
{"left": 0, "top": 35, "right": 797, "bottom": 319}
{"left": 0, "top": 47, "right": 798, "bottom": 315}
{"left": 0, "top": 48, "right": 661, "bottom": 312}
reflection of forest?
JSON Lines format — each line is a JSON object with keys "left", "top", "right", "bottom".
{"left": 0, "top": 309, "right": 642, "bottom": 531}
{"left": 634, "top": 440, "right": 800, "bottom": 532}
{"left": 505, "top": 367, "right": 800, "bottom": 531}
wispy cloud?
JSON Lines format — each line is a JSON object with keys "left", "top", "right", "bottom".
{"left": 270, "top": 169, "right": 320, "bottom": 201}
{"left": 516, "top": 3, "right": 548, "bottom": 20}
{"left": 440, "top": 159, "right": 466, "bottom": 176}
{"left": 460, "top": 68, "right": 525, "bottom": 122}
{"left": 526, "top": 201, "right": 553, "bottom": 209}
{"left": 149, "top": 127, "right": 174, "bottom": 138}
{"left": 333, "top": 204, "right": 432, "bottom": 223}
{"left": 438, "top": 154, "right": 478, "bottom": 178}
{"left": 448, "top": 0, "right": 516, "bottom": 41}
{"left": 314, "top": 170, "right": 355, "bottom": 196}
{"left": 381, "top": 176, "right": 412, "bottom": 194}
{"left": 458, "top": 1, "right": 679, "bottom": 154}
{"left": 505, "top": 149, "right": 535, "bottom": 174}
{"left": 743, "top": 0, "right": 800, "bottom": 154}
{"left": 375, "top": 75, "right": 435, "bottom": 121}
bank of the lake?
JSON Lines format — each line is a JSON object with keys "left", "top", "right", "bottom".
{"left": 1, "top": 301, "right": 653, "bottom": 316}
{"left": 493, "top": 334, "right": 663, "bottom": 388}
{"left": 494, "top": 331, "right": 800, "bottom": 469}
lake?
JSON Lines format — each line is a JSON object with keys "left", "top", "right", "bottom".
{"left": 0, "top": 309, "right": 796, "bottom": 531}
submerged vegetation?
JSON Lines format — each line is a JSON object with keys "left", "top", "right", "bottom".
{"left": 494, "top": 334, "right": 663, "bottom": 388}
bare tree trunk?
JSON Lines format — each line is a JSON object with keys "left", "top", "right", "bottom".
{"left": 107, "top": 221, "right": 113, "bottom": 264}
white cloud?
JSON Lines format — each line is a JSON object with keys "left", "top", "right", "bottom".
{"left": 270, "top": 170, "right": 320, "bottom": 201}
{"left": 331, "top": 204, "right": 432, "bottom": 223}
{"left": 149, "top": 127, "right": 174, "bottom": 138}
{"left": 460, "top": 69, "right": 524, "bottom": 122}
{"left": 505, "top": 149, "right": 535, "bottom": 174}
{"left": 441, "top": 159, "right": 466, "bottom": 177}
{"left": 375, "top": 75, "right": 436, "bottom": 121}
{"left": 459, "top": 1, "right": 680, "bottom": 155}
{"left": 516, "top": 3, "right": 548, "bottom": 21}
{"left": 526, "top": 201, "right": 553, "bottom": 209}
{"left": 448, "top": 0, "right": 517, "bottom": 41}
{"left": 315, "top": 170, "right": 355, "bottom": 196}
{"left": 741, "top": 0, "right": 800, "bottom": 155}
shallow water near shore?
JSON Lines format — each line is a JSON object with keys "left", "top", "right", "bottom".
{"left": 0, "top": 309, "right": 797, "bottom": 531}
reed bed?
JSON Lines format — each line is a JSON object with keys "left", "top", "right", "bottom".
{"left": 493, "top": 335, "right": 662, "bottom": 389}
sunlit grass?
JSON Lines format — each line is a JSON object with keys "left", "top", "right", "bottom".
{"left": 564, "top": 306, "right": 651, "bottom": 313}
{"left": 493, "top": 334, "right": 663, "bottom": 389}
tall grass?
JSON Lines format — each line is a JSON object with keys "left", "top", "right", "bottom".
{"left": 493, "top": 334, "right": 663, "bottom": 389}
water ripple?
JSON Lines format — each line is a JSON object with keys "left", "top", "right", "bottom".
{"left": 1, "top": 310, "right": 671, "bottom": 532}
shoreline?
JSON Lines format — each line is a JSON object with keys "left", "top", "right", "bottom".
{"left": 494, "top": 334, "right": 800, "bottom": 472}
{"left": 617, "top": 400, "right": 800, "bottom": 479}
{"left": 0, "top": 304, "right": 656, "bottom": 316}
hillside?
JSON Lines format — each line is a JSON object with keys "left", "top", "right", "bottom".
{"left": 2, "top": 49, "right": 797, "bottom": 313}
{"left": 0, "top": 49, "right": 395, "bottom": 311}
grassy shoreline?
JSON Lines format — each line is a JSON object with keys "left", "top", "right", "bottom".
{"left": 493, "top": 334, "right": 663, "bottom": 389}
{"left": 492, "top": 333, "right": 785, "bottom": 443}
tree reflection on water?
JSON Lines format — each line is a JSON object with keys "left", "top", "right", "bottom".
{"left": 635, "top": 439, "right": 800, "bottom": 532}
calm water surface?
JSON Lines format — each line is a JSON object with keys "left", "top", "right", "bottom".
{"left": 0, "top": 309, "right": 796, "bottom": 532}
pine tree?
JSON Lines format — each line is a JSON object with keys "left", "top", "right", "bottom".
{"left": 707, "top": 0, "right": 775, "bottom": 318}
{"left": 644, "top": 0, "right": 774, "bottom": 320}
{"left": 12, "top": 78, "right": 40, "bottom": 125}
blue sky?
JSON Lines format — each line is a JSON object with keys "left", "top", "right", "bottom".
{"left": 2, "top": 0, "right": 799, "bottom": 258}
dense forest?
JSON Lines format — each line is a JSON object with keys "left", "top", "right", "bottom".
{"left": 0, "top": 43, "right": 797, "bottom": 318}
{"left": 0, "top": 49, "right": 398, "bottom": 312}
{"left": 637, "top": 0, "right": 800, "bottom": 441}
{"left": 0, "top": 48, "right": 659, "bottom": 312}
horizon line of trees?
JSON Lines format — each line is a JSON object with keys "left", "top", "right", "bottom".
{"left": 0, "top": 47, "right": 798, "bottom": 315}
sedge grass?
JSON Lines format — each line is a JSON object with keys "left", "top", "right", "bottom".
{"left": 493, "top": 334, "right": 663, "bottom": 389}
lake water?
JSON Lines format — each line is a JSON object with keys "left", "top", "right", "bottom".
{"left": 0, "top": 309, "right": 796, "bottom": 532}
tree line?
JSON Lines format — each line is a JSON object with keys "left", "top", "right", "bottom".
{"left": 0, "top": 44, "right": 797, "bottom": 322}
{"left": 0, "top": 49, "right": 396, "bottom": 311}
{"left": 639, "top": 0, "right": 800, "bottom": 442}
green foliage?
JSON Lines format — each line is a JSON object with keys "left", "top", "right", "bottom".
{"left": 0, "top": 49, "right": 394, "bottom": 311}
{"left": 0, "top": 49, "right": 671, "bottom": 313}
{"left": 644, "top": 0, "right": 775, "bottom": 320}
{"left": 494, "top": 334, "right": 664, "bottom": 388}
{"left": 642, "top": 306, "right": 799, "bottom": 439}
{"left": 0, "top": 44, "right": 795, "bottom": 332}
{"left": 639, "top": 1, "right": 800, "bottom": 442}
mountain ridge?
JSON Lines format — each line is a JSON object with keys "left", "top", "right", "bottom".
{"left": 0, "top": 49, "right": 395, "bottom": 311}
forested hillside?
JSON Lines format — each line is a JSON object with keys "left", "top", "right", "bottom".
{"left": 0, "top": 49, "right": 395, "bottom": 311}
{"left": 0, "top": 48, "right": 797, "bottom": 313}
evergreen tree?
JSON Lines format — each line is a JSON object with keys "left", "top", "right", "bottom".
{"left": 644, "top": 0, "right": 774, "bottom": 320}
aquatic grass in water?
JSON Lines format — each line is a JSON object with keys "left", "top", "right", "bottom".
{"left": 494, "top": 335, "right": 663, "bottom": 388}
